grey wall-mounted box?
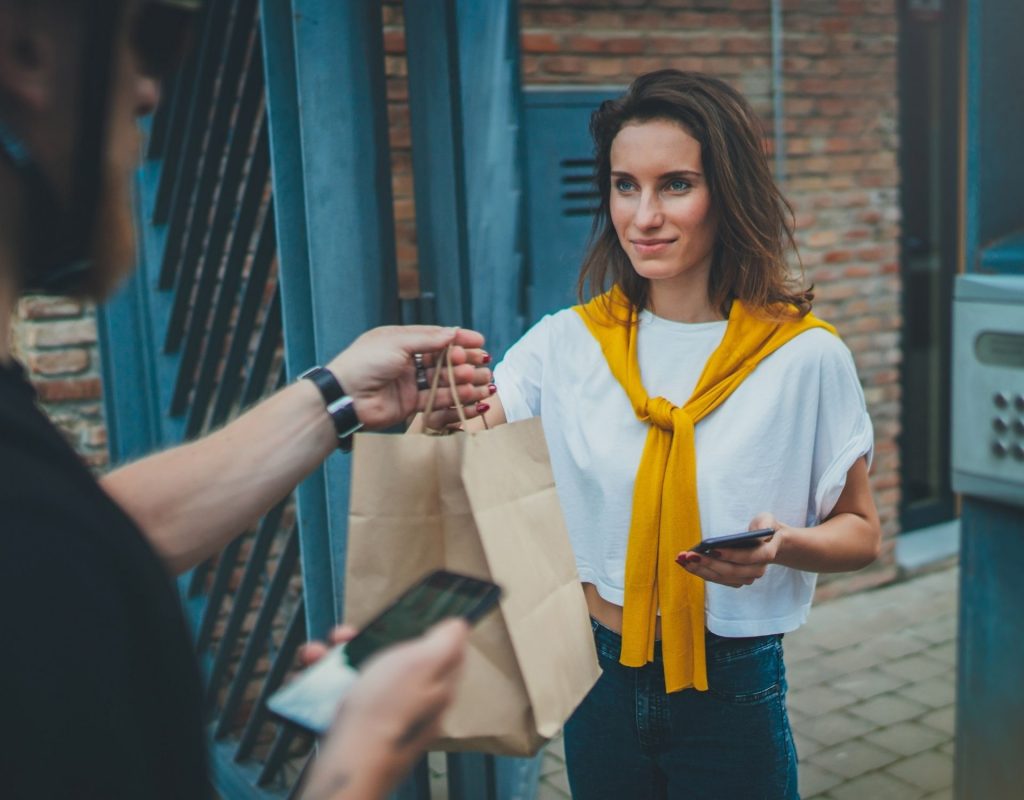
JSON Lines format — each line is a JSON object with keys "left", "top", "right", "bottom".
{"left": 951, "top": 271, "right": 1024, "bottom": 508}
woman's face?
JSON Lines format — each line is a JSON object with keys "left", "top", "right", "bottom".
{"left": 608, "top": 118, "right": 717, "bottom": 292}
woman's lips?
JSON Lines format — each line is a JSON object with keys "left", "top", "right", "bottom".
{"left": 631, "top": 238, "right": 676, "bottom": 256}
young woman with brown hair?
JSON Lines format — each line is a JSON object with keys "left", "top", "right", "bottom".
{"left": 424, "top": 69, "right": 881, "bottom": 799}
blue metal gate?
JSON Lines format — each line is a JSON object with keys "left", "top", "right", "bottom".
{"left": 97, "top": 1, "right": 536, "bottom": 797}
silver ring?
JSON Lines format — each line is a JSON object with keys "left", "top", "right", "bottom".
{"left": 413, "top": 352, "right": 429, "bottom": 391}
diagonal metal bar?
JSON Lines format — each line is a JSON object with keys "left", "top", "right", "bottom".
{"left": 253, "top": 606, "right": 310, "bottom": 781}
{"left": 209, "top": 202, "right": 277, "bottom": 427}
{"left": 239, "top": 288, "right": 282, "bottom": 409}
{"left": 205, "top": 498, "right": 288, "bottom": 708}
{"left": 185, "top": 120, "right": 271, "bottom": 437}
{"left": 154, "top": 0, "right": 233, "bottom": 258}
{"left": 164, "top": 1, "right": 260, "bottom": 357}
{"left": 214, "top": 525, "right": 300, "bottom": 739}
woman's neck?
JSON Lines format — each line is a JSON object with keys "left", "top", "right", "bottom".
{"left": 646, "top": 274, "right": 723, "bottom": 324}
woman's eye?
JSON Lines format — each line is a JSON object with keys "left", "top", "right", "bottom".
{"left": 614, "top": 179, "right": 636, "bottom": 192}
{"left": 667, "top": 179, "right": 689, "bottom": 192}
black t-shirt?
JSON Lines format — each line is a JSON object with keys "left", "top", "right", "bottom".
{"left": 0, "top": 359, "right": 209, "bottom": 798}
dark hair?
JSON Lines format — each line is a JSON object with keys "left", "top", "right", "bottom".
{"left": 577, "top": 69, "right": 812, "bottom": 319}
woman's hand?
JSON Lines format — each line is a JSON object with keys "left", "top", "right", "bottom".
{"left": 676, "top": 514, "right": 781, "bottom": 589}
{"left": 326, "top": 325, "right": 494, "bottom": 431}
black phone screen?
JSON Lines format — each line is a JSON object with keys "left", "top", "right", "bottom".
{"left": 344, "top": 570, "right": 501, "bottom": 670}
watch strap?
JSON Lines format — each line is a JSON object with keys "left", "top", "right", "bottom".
{"left": 300, "top": 366, "right": 363, "bottom": 451}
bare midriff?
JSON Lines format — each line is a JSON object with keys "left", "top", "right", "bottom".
{"left": 583, "top": 582, "right": 662, "bottom": 639}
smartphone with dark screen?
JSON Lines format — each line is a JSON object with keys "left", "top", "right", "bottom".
{"left": 692, "top": 527, "right": 775, "bottom": 555}
{"left": 267, "top": 570, "right": 501, "bottom": 733}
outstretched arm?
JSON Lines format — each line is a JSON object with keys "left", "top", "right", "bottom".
{"left": 102, "top": 326, "right": 492, "bottom": 575}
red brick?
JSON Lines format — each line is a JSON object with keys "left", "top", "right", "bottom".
{"left": 17, "top": 296, "right": 84, "bottom": 320}
{"left": 34, "top": 377, "right": 102, "bottom": 402}
{"left": 28, "top": 349, "right": 90, "bottom": 376}
{"left": 23, "top": 319, "right": 97, "bottom": 348}
{"left": 522, "top": 32, "right": 561, "bottom": 53}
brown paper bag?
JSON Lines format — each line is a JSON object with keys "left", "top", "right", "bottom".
{"left": 344, "top": 361, "right": 600, "bottom": 756}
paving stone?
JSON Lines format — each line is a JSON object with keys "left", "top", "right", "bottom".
{"left": 787, "top": 656, "right": 848, "bottom": 688}
{"left": 881, "top": 654, "right": 952, "bottom": 683}
{"left": 885, "top": 750, "right": 954, "bottom": 792}
{"left": 816, "top": 645, "right": 893, "bottom": 680}
{"left": 864, "top": 721, "right": 949, "bottom": 757}
{"left": 546, "top": 734, "right": 566, "bottom": 761}
{"left": 924, "top": 641, "right": 957, "bottom": 667}
{"left": 848, "top": 694, "right": 930, "bottom": 727}
{"left": 919, "top": 706, "right": 956, "bottom": 736}
{"left": 906, "top": 618, "right": 957, "bottom": 645}
{"left": 794, "top": 711, "right": 876, "bottom": 747}
{"left": 811, "top": 621, "right": 884, "bottom": 652}
{"left": 899, "top": 676, "right": 956, "bottom": 710}
{"left": 921, "top": 789, "right": 953, "bottom": 800}
{"left": 861, "top": 631, "right": 933, "bottom": 661}
{"left": 536, "top": 782, "right": 572, "bottom": 800}
{"left": 427, "top": 751, "right": 447, "bottom": 776}
{"left": 808, "top": 739, "right": 900, "bottom": 779}
{"left": 828, "top": 770, "right": 925, "bottom": 800}
{"left": 540, "top": 753, "right": 564, "bottom": 777}
{"left": 830, "top": 668, "right": 909, "bottom": 700}
{"left": 793, "top": 731, "right": 823, "bottom": 760}
{"left": 940, "top": 741, "right": 955, "bottom": 758}
{"left": 798, "top": 762, "right": 845, "bottom": 797}
{"left": 788, "top": 685, "right": 859, "bottom": 718}
{"left": 541, "top": 766, "right": 572, "bottom": 796}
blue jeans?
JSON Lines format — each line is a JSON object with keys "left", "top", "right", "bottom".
{"left": 564, "top": 619, "right": 798, "bottom": 800}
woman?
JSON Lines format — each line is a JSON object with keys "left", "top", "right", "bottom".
{"left": 423, "top": 70, "right": 881, "bottom": 799}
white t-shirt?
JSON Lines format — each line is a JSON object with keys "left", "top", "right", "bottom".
{"left": 494, "top": 307, "right": 874, "bottom": 638}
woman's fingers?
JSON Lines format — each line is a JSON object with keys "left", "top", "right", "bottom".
{"left": 676, "top": 551, "right": 767, "bottom": 587}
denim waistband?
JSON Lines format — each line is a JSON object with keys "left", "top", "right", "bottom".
{"left": 590, "top": 617, "right": 780, "bottom": 664}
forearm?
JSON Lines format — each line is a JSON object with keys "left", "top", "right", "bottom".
{"left": 101, "top": 379, "right": 335, "bottom": 574}
{"left": 773, "top": 512, "right": 881, "bottom": 574}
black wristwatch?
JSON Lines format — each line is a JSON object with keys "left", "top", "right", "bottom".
{"left": 299, "top": 366, "right": 363, "bottom": 452}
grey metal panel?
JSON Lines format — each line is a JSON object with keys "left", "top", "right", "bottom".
{"left": 404, "top": 0, "right": 471, "bottom": 325}
{"left": 523, "top": 88, "right": 620, "bottom": 324}
{"left": 454, "top": 0, "right": 528, "bottom": 359}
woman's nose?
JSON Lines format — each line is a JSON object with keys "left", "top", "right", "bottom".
{"left": 135, "top": 75, "right": 162, "bottom": 118}
{"left": 634, "top": 193, "right": 664, "bottom": 230}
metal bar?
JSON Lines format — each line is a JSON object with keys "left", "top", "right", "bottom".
{"left": 186, "top": 120, "right": 271, "bottom": 437}
{"left": 214, "top": 525, "right": 300, "bottom": 740}
{"left": 155, "top": 0, "right": 234, "bottom": 267}
{"left": 261, "top": 0, "right": 398, "bottom": 639}
{"left": 147, "top": 66, "right": 178, "bottom": 161}
{"left": 253, "top": 605, "right": 310, "bottom": 782}
{"left": 403, "top": 0, "right": 471, "bottom": 325}
{"left": 209, "top": 202, "right": 277, "bottom": 427}
{"left": 447, "top": 753, "right": 497, "bottom": 800}
{"left": 164, "top": 1, "right": 259, "bottom": 356}
{"left": 195, "top": 535, "right": 244, "bottom": 655}
{"left": 770, "top": 0, "right": 786, "bottom": 184}
{"left": 239, "top": 288, "right": 282, "bottom": 409}
{"left": 205, "top": 499, "right": 288, "bottom": 707}
{"left": 187, "top": 559, "right": 211, "bottom": 599}
{"left": 452, "top": 0, "right": 529, "bottom": 359}
{"left": 392, "top": 758, "right": 430, "bottom": 800}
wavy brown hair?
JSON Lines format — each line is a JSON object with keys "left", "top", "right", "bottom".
{"left": 578, "top": 69, "right": 812, "bottom": 319}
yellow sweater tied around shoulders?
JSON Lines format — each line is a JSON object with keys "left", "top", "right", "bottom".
{"left": 574, "top": 287, "right": 836, "bottom": 693}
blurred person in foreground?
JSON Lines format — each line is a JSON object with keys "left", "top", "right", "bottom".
{"left": 0, "top": 1, "right": 492, "bottom": 797}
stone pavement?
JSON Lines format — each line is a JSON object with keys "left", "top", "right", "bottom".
{"left": 537, "top": 565, "right": 958, "bottom": 799}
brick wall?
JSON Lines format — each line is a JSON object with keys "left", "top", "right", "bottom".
{"left": 11, "top": 297, "right": 108, "bottom": 470}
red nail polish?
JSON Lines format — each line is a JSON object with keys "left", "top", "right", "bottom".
{"left": 710, "top": 550, "right": 723, "bottom": 559}
{"left": 488, "top": 383, "right": 497, "bottom": 395}
{"left": 476, "top": 402, "right": 490, "bottom": 414}
{"left": 482, "top": 353, "right": 492, "bottom": 364}
{"left": 689, "top": 554, "right": 702, "bottom": 564}
{"left": 675, "top": 553, "right": 687, "bottom": 566}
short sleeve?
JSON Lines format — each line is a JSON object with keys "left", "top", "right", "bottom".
{"left": 810, "top": 338, "right": 875, "bottom": 522}
{"left": 493, "top": 314, "right": 553, "bottom": 422}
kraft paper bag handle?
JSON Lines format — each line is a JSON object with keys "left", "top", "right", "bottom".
{"left": 422, "top": 344, "right": 488, "bottom": 434}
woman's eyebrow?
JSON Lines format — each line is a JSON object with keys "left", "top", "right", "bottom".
{"left": 609, "top": 169, "right": 703, "bottom": 178}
